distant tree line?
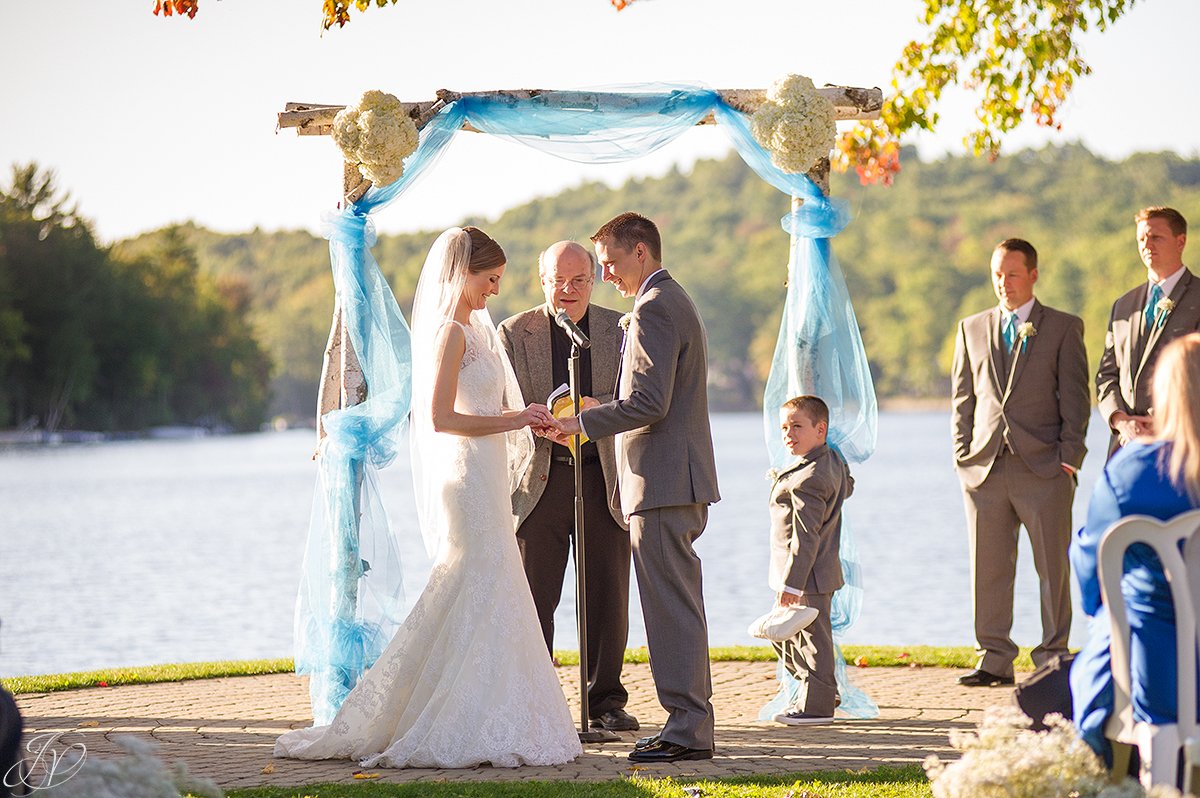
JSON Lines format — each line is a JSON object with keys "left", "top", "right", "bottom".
{"left": 123, "top": 144, "right": 1200, "bottom": 420}
{"left": 0, "top": 165, "right": 270, "bottom": 432}
{"left": 11, "top": 145, "right": 1200, "bottom": 428}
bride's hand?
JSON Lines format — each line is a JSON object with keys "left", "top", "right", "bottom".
{"left": 518, "top": 403, "right": 555, "bottom": 431}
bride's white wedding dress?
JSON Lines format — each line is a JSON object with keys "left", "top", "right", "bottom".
{"left": 275, "top": 320, "right": 582, "bottom": 768}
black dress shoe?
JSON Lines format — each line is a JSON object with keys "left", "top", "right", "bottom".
{"left": 957, "top": 668, "right": 1015, "bottom": 687}
{"left": 628, "top": 739, "right": 714, "bottom": 763}
{"left": 591, "top": 708, "right": 640, "bottom": 731}
{"left": 634, "top": 733, "right": 660, "bottom": 750}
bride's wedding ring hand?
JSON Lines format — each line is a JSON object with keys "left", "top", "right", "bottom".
{"left": 521, "top": 403, "right": 558, "bottom": 433}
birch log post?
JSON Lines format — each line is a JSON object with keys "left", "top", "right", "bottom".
{"left": 307, "top": 161, "right": 371, "bottom": 721}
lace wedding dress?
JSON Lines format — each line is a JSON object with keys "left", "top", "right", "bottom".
{"left": 275, "top": 320, "right": 582, "bottom": 768}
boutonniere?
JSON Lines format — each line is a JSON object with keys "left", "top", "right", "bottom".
{"left": 766, "top": 467, "right": 780, "bottom": 483}
{"left": 1016, "top": 322, "right": 1036, "bottom": 353}
{"left": 1155, "top": 297, "right": 1176, "bottom": 328}
{"left": 618, "top": 313, "right": 633, "bottom": 333}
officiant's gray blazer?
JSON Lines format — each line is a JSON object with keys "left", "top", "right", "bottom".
{"left": 581, "top": 270, "right": 721, "bottom": 515}
{"left": 1096, "top": 268, "right": 1200, "bottom": 430}
{"left": 497, "top": 304, "right": 625, "bottom": 529}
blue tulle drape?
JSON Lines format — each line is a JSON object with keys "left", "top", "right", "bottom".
{"left": 295, "top": 84, "right": 878, "bottom": 723}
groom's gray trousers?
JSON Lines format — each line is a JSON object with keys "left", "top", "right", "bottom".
{"left": 630, "top": 503, "right": 715, "bottom": 750}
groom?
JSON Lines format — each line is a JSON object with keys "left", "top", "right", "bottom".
{"left": 553, "top": 212, "right": 720, "bottom": 763}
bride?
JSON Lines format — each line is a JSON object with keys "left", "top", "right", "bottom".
{"left": 275, "top": 227, "right": 582, "bottom": 768}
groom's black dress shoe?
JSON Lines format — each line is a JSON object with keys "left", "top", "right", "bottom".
{"left": 628, "top": 739, "right": 714, "bottom": 763}
{"left": 634, "top": 734, "right": 660, "bottom": 750}
{"left": 592, "top": 708, "right": 640, "bottom": 732}
{"left": 957, "top": 668, "right": 1015, "bottom": 687}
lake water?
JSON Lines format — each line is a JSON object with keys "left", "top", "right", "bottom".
{"left": 0, "top": 411, "right": 1115, "bottom": 678}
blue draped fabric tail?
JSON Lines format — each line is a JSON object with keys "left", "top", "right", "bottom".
{"left": 293, "top": 84, "right": 879, "bottom": 722}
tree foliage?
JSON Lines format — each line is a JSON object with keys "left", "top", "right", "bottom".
{"left": 152, "top": 0, "right": 1140, "bottom": 184}
{"left": 834, "top": 0, "right": 1139, "bottom": 184}
{"left": 0, "top": 165, "right": 271, "bottom": 432}
{"left": 122, "top": 145, "right": 1200, "bottom": 418}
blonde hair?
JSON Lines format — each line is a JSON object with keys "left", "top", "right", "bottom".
{"left": 1153, "top": 333, "right": 1200, "bottom": 502}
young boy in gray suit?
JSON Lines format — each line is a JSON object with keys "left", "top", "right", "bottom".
{"left": 768, "top": 395, "right": 853, "bottom": 726}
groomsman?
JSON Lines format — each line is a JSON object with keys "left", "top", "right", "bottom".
{"left": 1097, "top": 207, "right": 1200, "bottom": 451}
{"left": 497, "top": 241, "right": 638, "bottom": 733}
{"left": 951, "top": 238, "right": 1090, "bottom": 687}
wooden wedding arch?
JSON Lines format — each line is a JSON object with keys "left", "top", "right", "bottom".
{"left": 276, "top": 85, "right": 882, "bottom": 428}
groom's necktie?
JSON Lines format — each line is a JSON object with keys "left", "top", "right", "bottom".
{"left": 1144, "top": 282, "right": 1164, "bottom": 329}
{"left": 1001, "top": 311, "right": 1018, "bottom": 352}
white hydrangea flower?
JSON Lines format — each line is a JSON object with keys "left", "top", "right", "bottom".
{"left": 750, "top": 74, "right": 836, "bottom": 175}
{"left": 330, "top": 90, "right": 419, "bottom": 189}
{"left": 921, "top": 706, "right": 1165, "bottom": 798}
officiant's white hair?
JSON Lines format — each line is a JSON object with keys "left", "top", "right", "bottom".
{"left": 537, "top": 240, "right": 596, "bottom": 277}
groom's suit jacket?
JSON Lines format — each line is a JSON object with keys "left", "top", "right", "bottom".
{"left": 498, "top": 304, "right": 625, "bottom": 529}
{"left": 951, "top": 299, "right": 1090, "bottom": 490}
{"left": 1096, "top": 268, "right": 1200, "bottom": 428}
{"left": 581, "top": 270, "right": 721, "bottom": 515}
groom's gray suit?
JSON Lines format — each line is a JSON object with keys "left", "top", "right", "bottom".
{"left": 581, "top": 269, "right": 720, "bottom": 750}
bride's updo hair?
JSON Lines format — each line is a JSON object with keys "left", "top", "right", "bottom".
{"left": 463, "top": 226, "right": 506, "bottom": 272}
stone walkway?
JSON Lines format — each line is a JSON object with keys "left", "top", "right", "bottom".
{"left": 14, "top": 662, "right": 1015, "bottom": 791}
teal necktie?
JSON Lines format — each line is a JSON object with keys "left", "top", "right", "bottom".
{"left": 1145, "top": 283, "right": 1164, "bottom": 327}
{"left": 1002, "top": 312, "right": 1018, "bottom": 351}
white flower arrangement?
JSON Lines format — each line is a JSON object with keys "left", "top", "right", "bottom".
{"left": 331, "top": 90, "right": 419, "bottom": 189}
{"left": 618, "top": 312, "right": 633, "bottom": 333}
{"left": 750, "top": 74, "right": 837, "bottom": 175}
{"left": 766, "top": 467, "right": 780, "bottom": 482}
{"left": 1155, "top": 297, "right": 1176, "bottom": 328}
{"left": 1016, "top": 321, "right": 1036, "bottom": 353}
{"left": 923, "top": 706, "right": 1181, "bottom": 798}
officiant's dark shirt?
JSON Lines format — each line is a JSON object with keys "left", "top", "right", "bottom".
{"left": 550, "top": 309, "right": 599, "bottom": 463}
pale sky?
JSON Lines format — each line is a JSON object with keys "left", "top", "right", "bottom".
{"left": 2, "top": 0, "right": 1197, "bottom": 244}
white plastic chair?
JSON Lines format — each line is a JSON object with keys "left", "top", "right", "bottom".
{"left": 1099, "top": 509, "right": 1200, "bottom": 792}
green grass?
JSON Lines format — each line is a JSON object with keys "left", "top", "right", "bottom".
{"left": 1, "top": 658, "right": 294, "bottom": 694}
{"left": 3, "top": 645, "right": 1037, "bottom": 695}
{"left": 225, "top": 764, "right": 932, "bottom": 798}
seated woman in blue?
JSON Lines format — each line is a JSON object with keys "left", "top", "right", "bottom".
{"left": 1071, "top": 332, "right": 1200, "bottom": 760}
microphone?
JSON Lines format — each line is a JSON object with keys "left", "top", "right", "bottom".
{"left": 554, "top": 309, "right": 591, "bottom": 349}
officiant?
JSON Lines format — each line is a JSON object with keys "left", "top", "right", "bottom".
{"left": 497, "top": 241, "right": 638, "bottom": 733}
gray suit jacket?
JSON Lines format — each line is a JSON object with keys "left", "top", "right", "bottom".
{"left": 951, "top": 299, "right": 1090, "bottom": 490}
{"left": 581, "top": 270, "right": 720, "bottom": 515}
{"left": 497, "top": 304, "right": 626, "bottom": 529}
{"left": 768, "top": 444, "right": 852, "bottom": 596}
{"left": 1096, "top": 268, "right": 1200, "bottom": 424}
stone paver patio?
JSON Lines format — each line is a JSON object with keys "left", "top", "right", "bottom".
{"left": 14, "top": 662, "right": 1015, "bottom": 790}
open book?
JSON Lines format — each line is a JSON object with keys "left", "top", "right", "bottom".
{"left": 546, "top": 383, "right": 589, "bottom": 455}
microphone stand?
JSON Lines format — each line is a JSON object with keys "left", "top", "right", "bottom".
{"left": 570, "top": 341, "right": 619, "bottom": 744}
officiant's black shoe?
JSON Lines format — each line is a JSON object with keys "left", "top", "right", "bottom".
{"left": 628, "top": 739, "right": 713, "bottom": 763}
{"left": 957, "top": 668, "right": 1015, "bottom": 687}
{"left": 633, "top": 733, "right": 660, "bottom": 750}
{"left": 592, "top": 708, "right": 640, "bottom": 732}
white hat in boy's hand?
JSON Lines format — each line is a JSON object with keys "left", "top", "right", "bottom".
{"left": 747, "top": 604, "right": 819, "bottom": 642}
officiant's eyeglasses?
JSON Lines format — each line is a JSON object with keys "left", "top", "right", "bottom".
{"left": 547, "top": 276, "right": 594, "bottom": 290}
